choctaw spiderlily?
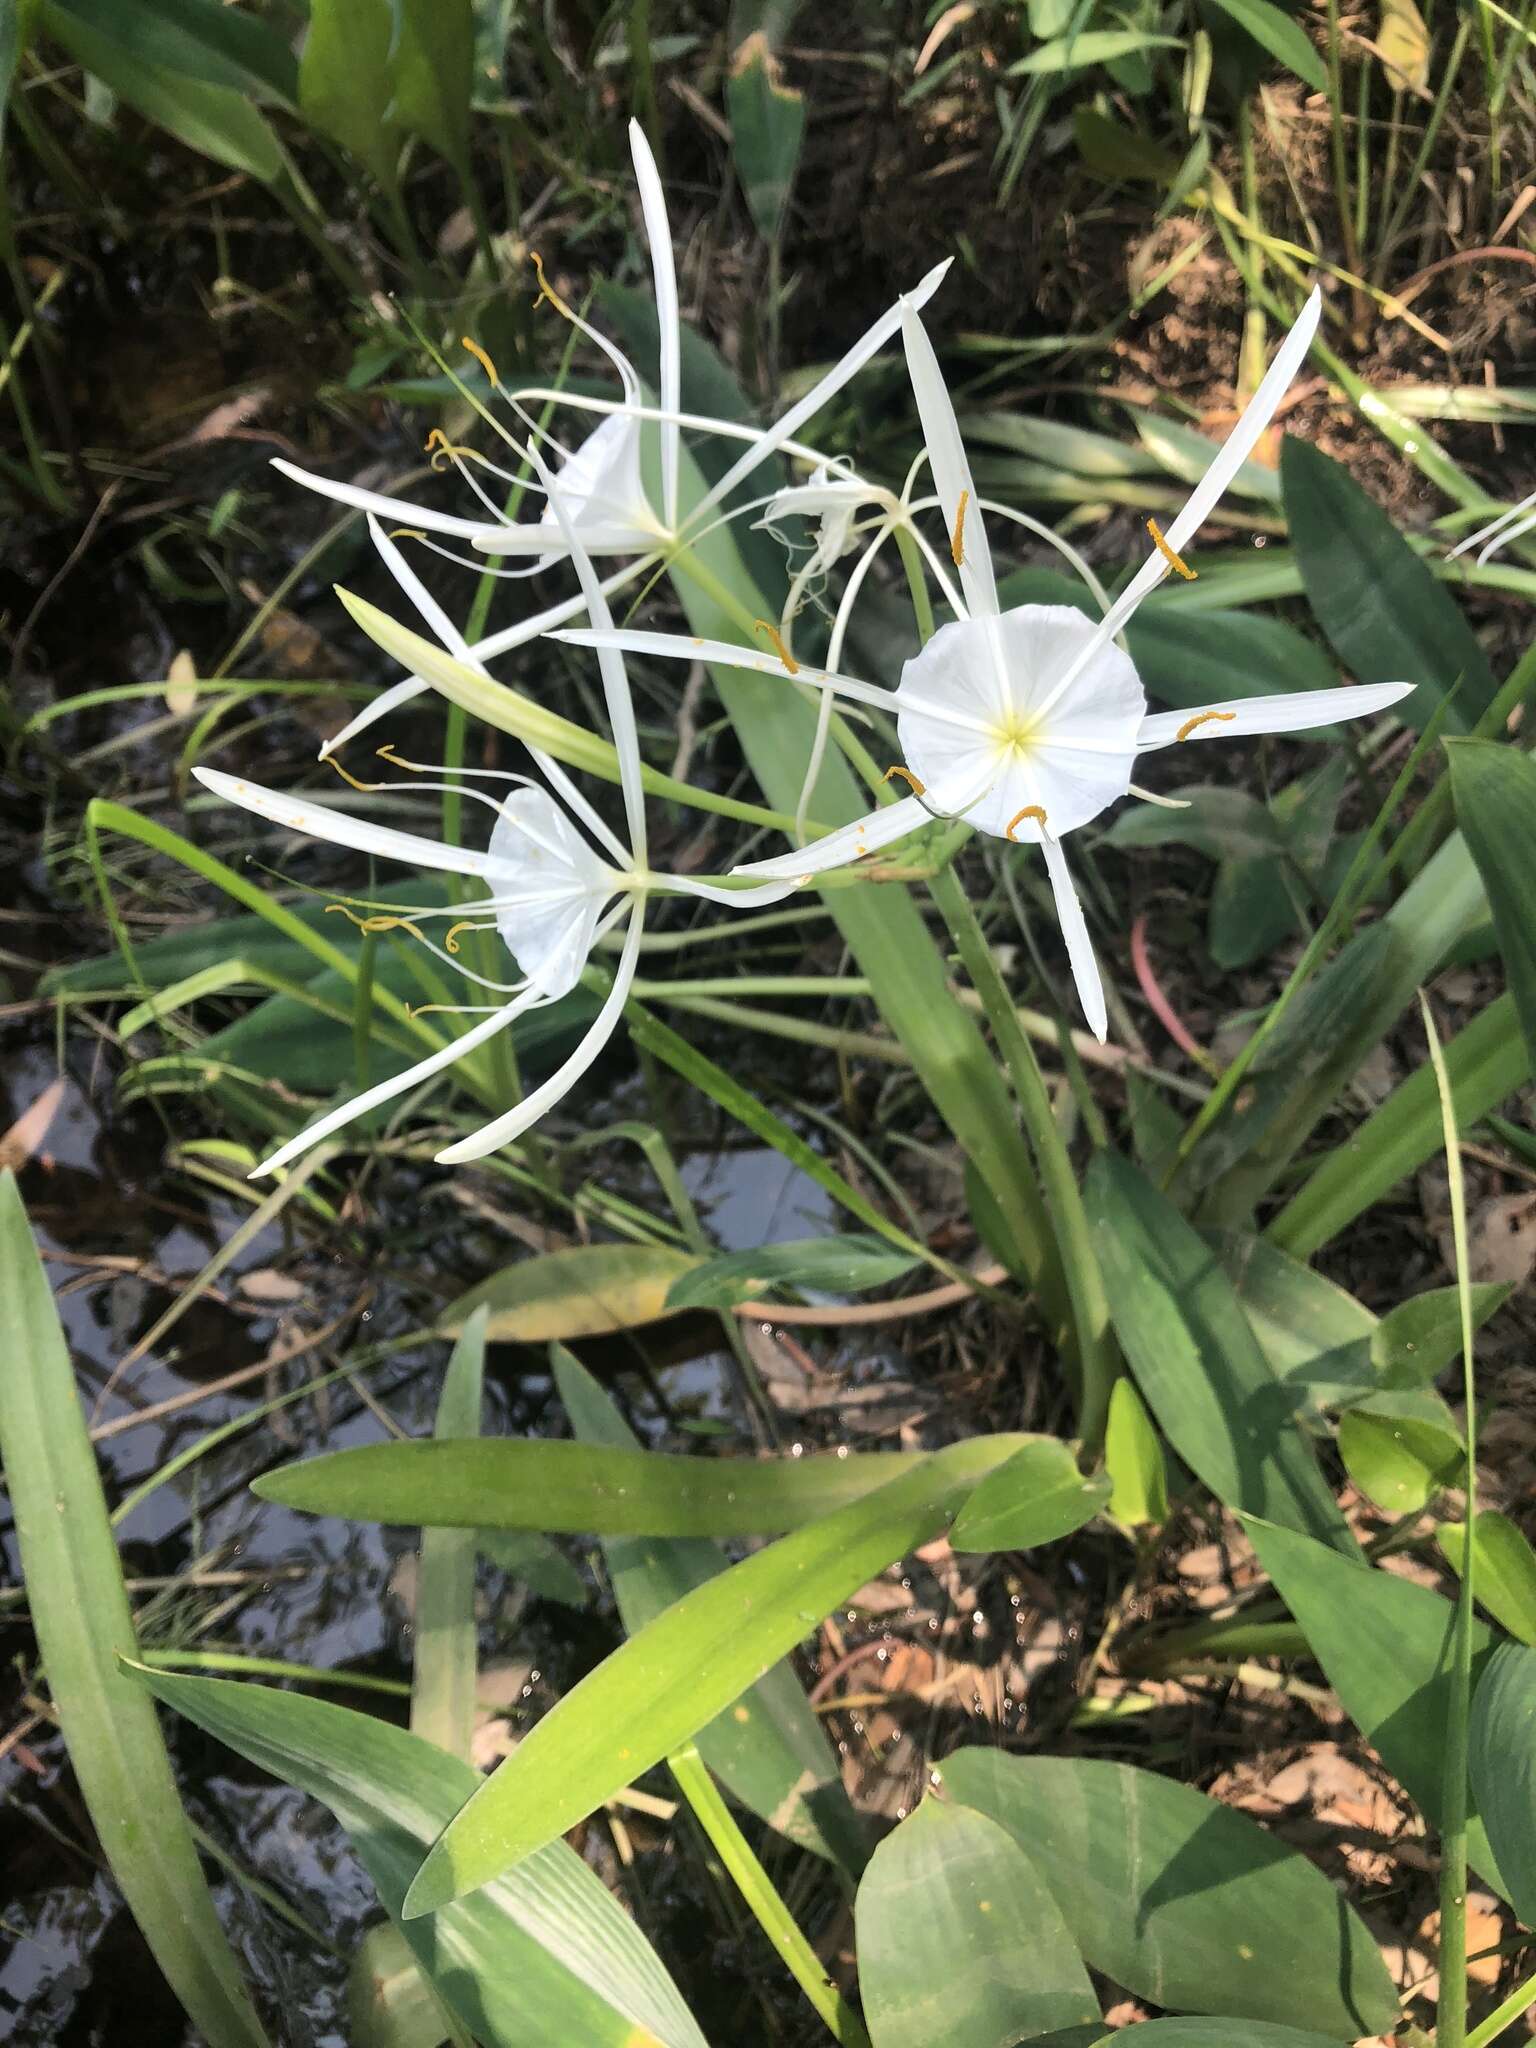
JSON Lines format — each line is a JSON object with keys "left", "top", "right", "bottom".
{"left": 557, "top": 287, "right": 1413, "bottom": 1041}
{"left": 193, "top": 461, "right": 798, "bottom": 1177}
{"left": 270, "top": 117, "right": 950, "bottom": 760}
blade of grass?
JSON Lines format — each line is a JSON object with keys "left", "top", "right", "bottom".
{"left": 0, "top": 1170, "right": 270, "bottom": 2048}
{"left": 1423, "top": 989, "right": 1478, "bottom": 2048}
{"left": 410, "top": 1307, "right": 488, "bottom": 1762}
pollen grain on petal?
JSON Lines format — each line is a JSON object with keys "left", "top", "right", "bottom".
{"left": 950, "top": 488, "right": 969, "bottom": 568}
{"left": 752, "top": 618, "right": 799, "bottom": 673}
{"left": 1175, "top": 709, "right": 1237, "bottom": 742}
{"left": 881, "top": 764, "right": 926, "bottom": 795}
{"left": 1147, "top": 517, "right": 1196, "bottom": 580}
{"left": 461, "top": 335, "right": 500, "bottom": 388}
{"left": 1004, "top": 804, "right": 1048, "bottom": 842}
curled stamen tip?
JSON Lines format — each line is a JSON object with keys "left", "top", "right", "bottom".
{"left": 1004, "top": 804, "right": 1048, "bottom": 842}
{"left": 443, "top": 919, "right": 475, "bottom": 956}
{"left": 325, "top": 754, "right": 383, "bottom": 794}
{"left": 389, "top": 527, "right": 429, "bottom": 544}
{"left": 882, "top": 764, "right": 926, "bottom": 795}
{"left": 1147, "top": 517, "right": 1196, "bottom": 580}
{"left": 752, "top": 618, "right": 799, "bottom": 673}
{"left": 950, "top": 488, "right": 969, "bottom": 568}
{"left": 1175, "top": 709, "right": 1236, "bottom": 742}
{"left": 461, "top": 335, "right": 500, "bottom": 388}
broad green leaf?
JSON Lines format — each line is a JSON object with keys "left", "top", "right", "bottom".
{"left": 1131, "top": 411, "right": 1281, "bottom": 501}
{"left": 1468, "top": 1643, "right": 1536, "bottom": 1925}
{"left": 403, "top": 1436, "right": 1025, "bottom": 1913}
{"left": 1446, "top": 739, "right": 1536, "bottom": 1072}
{"left": 0, "top": 0, "right": 40, "bottom": 153}
{"left": 935, "top": 1749, "right": 1397, "bottom": 2037}
{"left": 726, "top": 5, "right": 805, "bottom": 241}
{"left": 1439, "top": 1512, "right": 1536, "bottom": 1645}
{"left": 50, "top": 0, "right": 297, "bottom": 101}
{"left": 855, "top": 1800, "right": 1099, "bottom": 2047}
{"left": 387, "top": 0, "right": 472, "bottom": 168}
{"left": 1010, "top": 29, "right": 1182, "bottom": 73}
{"left": 1374, "top": 1283, "right": 1511, "bottom": 1384}
{"left": 253, "top": 1434, "right": 939, "bottom": 1535}
{"left": 949, "top": 1439, "right": 1111, "bottom": 1552}
{"left": 1247, "top": 1519, "right": 1508, "bottom": 1893}
{"left": 442, "top": 1244, "right": 703, "bottom": 1342}
{"left": 0, "top": 1175, "right": 269, "bottom": 2048}
{"left": 132, "top": 1667, "right": 707, "bottom": 2048}
{"left": 1336, "top": 1408, "right": 1462, "bottom": 1513}
{"left": 1073, "top": 106, "right": 1181, "bottom": 184}
{"left": 39, "top": 1, "right": 284, "bottom": 180}
{"left": 1282, "top": 438, "right": 1494, "bottom": 733}
{"left": 554, "top": 1348, "right": 868, "bottom": 1873}
{"left": 1102, "top": 785, "right": 1284, "bottom": 861}
{"left": 1269, "top": 993, "right": 1528, "bottom": 1256}
{"left": 477, "top": 1530, "right": 587, "bottom": 1607}
{"left": 1104, "top": 1377, "right": 1168, "bottom": 1526}
{"left": 301, "top": 0, "right": 400, "bottom": 189}
{"left": 347, "top": 1922, "right": 450, "bottom": 2048}
{"left": 1201, "top": 0, "right": 1327, "bottom": 88}
{"left": 1086, "top": 1154, "right": 1355, "bottom": 1552}
{"left": 1089, "top": 2027, "right": 1346, "bottom": 2048}
{"left": 411, "top": 1310, "right": 486, "bottom": 1762}
{"left": 664, "top": 1232, "right": 921, "bottom": 1311}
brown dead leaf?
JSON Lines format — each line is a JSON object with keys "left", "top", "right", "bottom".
{"left": 0, "top": 1078, "right": 65, "bottom": 1172}
{"left": 1466, "top": 1193, "right": 1536, "bottom": 1288}
{"left": 238, "top": 578, "right": 335, "bottom": 676}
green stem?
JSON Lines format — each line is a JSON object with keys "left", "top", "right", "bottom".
{"left": 1466, "top": 1965, "right": 1536, "bottom": 2048}
{"left": 929, "top": 868, "right": 1116, "bottom": 1447}
{"left": 668, "top": 1744, "right": 872, "bottom": 2048}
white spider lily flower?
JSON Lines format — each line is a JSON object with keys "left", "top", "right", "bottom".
{"left": 1447, "top": 483, "right": 1536, "bottom": 567}
{"left": 271, "top": 117, "right": 952, "bottom": 756}
{"left": 558, "top": 288, "right": 1413, "bottom": 1042}
{"left": 193, "top": 475, "right": 796, "bottom": 1177}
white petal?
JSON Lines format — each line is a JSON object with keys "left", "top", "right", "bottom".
{"left": 656, "top": 872, "right": 803, "bottom": 907}
{"left": 270, "top": 459, "right": 496, "bottom": 540}
{"left": 1041, "top": 835, "right": 1106, "bottom": 1044}
{"left": 1446, "top": 485, "right": 1536, "bottom": 561}
{"left": 1031, "top": 291, "right": 1324, "bottom": 721}
{"left": 529, "top": 413, "right": 655, "bottom": 544}
{"left": 369, "top": 516, "right": 471, "bottom": 660}
{"left": 1137, "top": 680, "right": 1413, "bottom": 752}
{"left": 253, "top": 993, "right": 534, "bottom": 1178}
{"left": 318, "top": 674, "right": 430, "bottom": 760}
{"left": 901, "top": 302, "right": 998, "bottom": 620}
{"left": 629, "top": 118, "right": 680, "bottom": 533}
{"left": 554, "top": 625, "right": 995, "bottom": 740}
{"left": 487, "top": 787, "right": 613, "bottom": 996}
{"left": 526, "top": 442, "right": 646, "bottom": 866}
{"left": 731, "top": 791, "right": 936, "bottom": 882}
{"left": 435, "top": 911, "right": 644, "bottom": 1163}
{"left": 472, "top": 519, "right": 657, "bottom": 556}
{"left": 193, "top": 766, "right": 489, "bottom": 878}
{"left": 691, "top": 258, "right": 953, "bottom": 525}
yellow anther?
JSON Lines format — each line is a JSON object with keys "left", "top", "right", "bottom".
{"left": 443, "top": 920, "right": 477, "bottom": 955}
{"left": 882, "top": 764, "right": 926, "bottom": 795}
{"left": 1147, "top": 517, "right": 1197, "bottom": 580}
{"left": 325, "top": 755, "right": 383, "bottom": 793}
{"left": 375, "top": 744, "right": 415, "bottom": 771}
{"left": 326, "top": 905, "right": 428, "bottom": 942}
{"left": 406, "top": 1002, "right": 467, "bottom": 1020}
{"left": 951, "top": 488, "right": 969, "bottom": 568}
{"left": 530, "top": 250, "right": 573, "bottom": 321}
{"left": 461, "top": 335, "right": 500, "bottom": 388}
{"left": 388, "top": 527, "right": 429, "bottom": 544}
{"left": 1004, "top": 805, "right": 1048, "bottom": 842}
{"left": 1175, "top": 709, "right": 1237, "bottom": 742}
{"left": 752, "top": 618, "right": 799, "bottom": 674}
